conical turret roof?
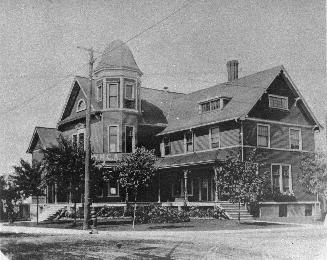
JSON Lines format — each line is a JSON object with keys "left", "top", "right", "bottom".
{"left": 95, "top": 40, "right": 142, "bottom": 74}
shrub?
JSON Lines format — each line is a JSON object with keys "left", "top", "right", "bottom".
{"left": 125, "top": 205, "right": 190, "bottom": 224}
{"left": 188, "top": 207, "right": 227, "bottom": 219}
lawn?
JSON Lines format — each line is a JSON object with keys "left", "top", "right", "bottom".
{"left": 1, "top": 225, "right": 326, "bottom": 260}
{"left": 6, "top": 218, "right": 291, "bottom": 231}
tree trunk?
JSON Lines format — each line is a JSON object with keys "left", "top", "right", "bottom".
{"left": 73, "top": 190, "right": 77, "bottom": 227}
{"left": 132, "top": 191, "right": 137, "bottom": 229}
{"left": 238, "top": 198, "right": 241, "bottom": 224}
{"left": 36, "top": 195, "right": 39, "bottom": 225}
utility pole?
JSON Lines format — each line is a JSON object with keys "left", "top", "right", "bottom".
{"left": 78, "top": 46, "right": 95, "bottom": 230}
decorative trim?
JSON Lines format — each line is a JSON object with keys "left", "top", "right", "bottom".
{"left": 246, "top": 117, "right": 313, "bottom": 129}
{"left": 161, "top": 145, "right": 241, "bottom": 158}
{"left": 157, "top": 117, "right": 239, "bottom": 136}
{"left": 243, "top": 145, "right": 312, "bottom": 153}
{"left": 76, "top": 99, "right": 86, "bottom": 112}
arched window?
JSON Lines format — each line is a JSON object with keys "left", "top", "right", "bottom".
{"left": 76, "top": 99, "right": 86, "bottom": 112}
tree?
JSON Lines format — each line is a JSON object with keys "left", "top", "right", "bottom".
{"left": 0, "top": 176, "right": 21, "bottom": 223}
{"left": 113, "top": 147, "right": 158, "bottom": 228}
{"left": 299, "top": 151, "right": 327, "bottom": 219}
{"left": 42, "top": 135, "right": 102, "bottom": 227}
{"left": 12, "top": 160, "right": 44, "bottom": 224}
{"left": 214, "top": 149, "right": 270, "bottom": 222}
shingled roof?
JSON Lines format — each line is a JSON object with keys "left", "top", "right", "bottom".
{"left": 27, "top": 127, "right": 60, "bottom": 153}
{"left": 158, "top": 65, "right": 321, "bottom": 135}
{"left": 95, "top": 40, "right": 142, "bottom": 74}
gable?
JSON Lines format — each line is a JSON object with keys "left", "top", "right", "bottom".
{"left": 248, "top": 74, "right": 315, "bottom": 126}
{"left": 61, "top": 82, "right": 87, "bottom": 121}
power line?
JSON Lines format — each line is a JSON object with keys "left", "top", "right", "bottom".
{"left": 1, "top": 0, "right": 193, "bottom": 117}
{"left": 95, "top": 0, "right": 193, "bottom": 65}
{"left": 1, "top": 63, "right": 89, "bottom": 116}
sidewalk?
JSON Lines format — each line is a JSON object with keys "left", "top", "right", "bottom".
{"left": 0, "top": 221, "right": 325, "bottom": 239}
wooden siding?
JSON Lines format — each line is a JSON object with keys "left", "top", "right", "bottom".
{"left": 220, "top": 121, "right": 240, "bottom": 147}
{"left": 194, "top": 127, "right": 210, "bottom": 151}
{"left": 243, "top": 120, "right": 315, "bottom": 152}
{"left": 244, "top": 147, "right": 315, "bottom": 201}
{"left": 170, "top": 132, "right": 184, "bottom": 155}
{"left": 249, "top": 75, "right": 313, "bottom": 126}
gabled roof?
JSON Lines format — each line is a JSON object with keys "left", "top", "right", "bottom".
{"left": 158, "top": 65, "right": 321, "bottom": 135}
{"left": 95, "top": 40, "right": 142, "bottom": 74}
{"left": 27, "top": 127, "right": 60, "bottom": 153}
{"left": 58, "top": 76, "right": 99, "bottom": 124}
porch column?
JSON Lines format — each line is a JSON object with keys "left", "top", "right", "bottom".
{"left": 54, "top": 183, "right": 58, "bottom": 204}
{"left": 213, "top": 167, "right": 218, "bottom": 203}
{"left": 157, "top": 172, "right": 161, "bottom": 203}
{"left": 68, "top": 182, "right": 72, "bottom": 203}
{"left": 183, "top": 170, "right": 189, "bottom": 203}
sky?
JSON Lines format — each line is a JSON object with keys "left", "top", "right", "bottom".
{"left": 0, "top": 0, "right": 326, "bottom": 175}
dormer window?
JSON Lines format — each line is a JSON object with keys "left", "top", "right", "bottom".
{"left": 268, "top": 94, "right": 288, "bottom": 110}
{"left": 76, "top": 99, "right": 86, "bottom": 112}
{"left": 199, "top": 97, "right": 230, "bottom": 113}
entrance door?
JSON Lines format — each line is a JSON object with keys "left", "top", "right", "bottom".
{"left": 199, "top": 177, "right": 208, "bottom": 201}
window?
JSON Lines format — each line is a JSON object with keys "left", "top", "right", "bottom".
{"left": 257, "top": 124, "right": 270, "bottom": 147}
{"left": 269, "top": 94, "right": 288, "bottom": 110}
{"left": 272, "top": 164, "right": 280, "bottom": 190}
{"left": 96, "top": 80, "right": 103, "bottom": 101}
{"left": 200, "top": 102, "right": 211, "bottom": 113}
{"left": 163, "top": 137, "right": 171, "bottom": 155}
{"left": 76, "top": 99, "right": 86, "bottom": 112}
{"left": 78, "top": 132, "right": 85, "bottom": 151}
{"left": 72, "top": 134, "right": 77, "bottom": 147}
{"left": 107, "top": 179, "right": 119, "bottom": 197}
{"left": 108, "top": 126, "right": 119, "bottom": 152}
{"left": 199, "top": 98, "right": 230, "bottom": 113}
{"left": 210, "top": 99, "right": 220, "bottom": 110}
{"left": 172, "top": 178, "right": 193, "bottom": 197}
{"left": 210, "top": 127, "right": 220, "bottom": 148}
{"left": 185, "top": 131, "right": 193, "bottom": 152}
{"left": 125, "top": 126, "right": 134, "bottom": 153}
{"left": 279, "top": 204, "right": 287, "bottom": 217}
{"left": 305, "top": 204, "right": 312, "bottom": 216}
{"left": 72, "top": 129, "right": 85, "bottom": 150}
{"left": 106, "top": 82, "right": 119, "bottom": 108}
{"left": 271, "top": 164, "right": 292, "bottom": 193}
{"left": 289, "top": 128, "right": 301, "bottom": 150}
{"left": 125, "top": 84, "right": 134, "bottom": 99}
{"left": 124, "top": 83, "right": 135, "bottom": 109}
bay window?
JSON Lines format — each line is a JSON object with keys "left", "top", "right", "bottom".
{"left": 106, "top": 82, "right": 119, "bottom": 108}
{"left": 125, "top": 126, "right": 134, "bottom": 153}
{"left": 124, "top": 83, "right": 135, "bottom": 109}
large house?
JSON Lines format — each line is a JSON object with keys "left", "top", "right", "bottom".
{"left": 27, "top": 40, "right": 322, "bottom": 218}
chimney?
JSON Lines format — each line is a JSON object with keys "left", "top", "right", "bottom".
{"left": 227, "top": 60, "right": 239, "bottom": 81}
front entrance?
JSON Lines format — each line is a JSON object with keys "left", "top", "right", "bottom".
{"left": 199, "top": 177, "right": 209, "bottom": 201}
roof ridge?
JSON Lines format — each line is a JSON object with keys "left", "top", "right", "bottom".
{"left": 186, "top": 65, "right": 283, "bottom": 96}
{"left": 141, "top": 86, "right": 185, "bottom": 95}
{"left": 35, "top": 126, "right": 57, "bottom": 130}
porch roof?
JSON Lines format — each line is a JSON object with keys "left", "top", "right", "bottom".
{"left": 157, "top": 148, "right": 237, "bottom": 169}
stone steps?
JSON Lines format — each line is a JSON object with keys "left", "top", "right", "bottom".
{"left": 218, "top": 201, "right": 254, "bottom": 220}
